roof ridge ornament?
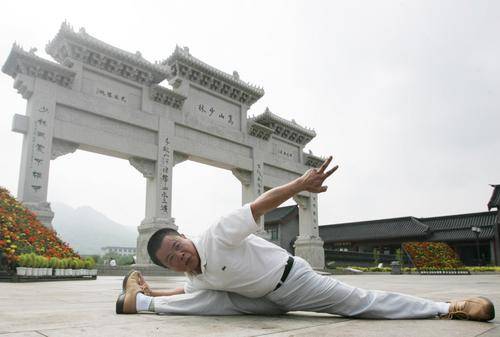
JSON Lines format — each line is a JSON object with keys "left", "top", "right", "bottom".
{"left": 162, "top": 46, "right": 264, "bottom": 105}
{"left": 45, "top": 21, "right": 169, "bottom": 86}
{"left": 2, "top": 43, "right": 77, "bottom": 94}
{"left": 252, "top": 108, "right": 316, "bottom": 145}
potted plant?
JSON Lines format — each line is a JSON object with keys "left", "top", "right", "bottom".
{"left": 32, "top": 254, "right": 42, "bottom": 277}
{"left": 16, "top": 254, "right": 29, "bottom": 276}
{"left": 59, "top": 258, "right": 68, "bottom": 276}
{"left": 57, "top": 258, "right": 64, "bottom": 276}
{"left": 25, "top": 253, "right": 35, "bottom": 276}
{"left": 70, "top": 258, "right": 79, "bottom": 276}
{"left": 48, "top": 257, "right": 58, "bottom": 277}
{"left": 84, "top": 257, "right": 97, "bottom": 276}
{"left": 40, "top": 256, "right": 49, "bottom": 276}
{"left": 63, "top": 258, "right": 72, "bottom": 276}
{"left": 78, "top": 258, "right": 85, "bottom": 276}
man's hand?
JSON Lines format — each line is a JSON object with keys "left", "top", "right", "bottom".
{"left": 250, "top": 155, "right": 337, "bottom": 221}
{"left": 298, "top": 156, "right": 338, "bottom": 193}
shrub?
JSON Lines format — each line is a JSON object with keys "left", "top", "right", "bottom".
{"left": 117, "top": 255, "right": 135, "bottom": 265}
{"left": 0, "top": 186, "right": 80, "bottom": 271}
{"left": 18, "top": 254, "right": 30, "bottom": 267}
{"left": 60, "top": 258, "right": 69, "bottom": 269}
{"left": 49, "top": 257, "right": 59, "bottom": 269}
{"left": 403, "top": 242, "right": 463, "bottom": 269}
{"left": 84, "top": 257, "right": 96, "bottom": 269}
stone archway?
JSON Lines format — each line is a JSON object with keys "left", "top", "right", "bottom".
{"left": 3, "top": 22, "right": 328, "bottom": 269}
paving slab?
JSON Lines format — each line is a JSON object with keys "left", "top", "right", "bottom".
{"left": 0, "top": 274, "right": 498, "bottom": 336}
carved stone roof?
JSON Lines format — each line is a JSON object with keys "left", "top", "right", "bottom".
{"left": 162, "top": 46, "right": 264, "bottom": 106}
{"left": 247, "top": 120, "right": 274, "bottom": 140}
{"left": 46, "top": 22, "right": 169, "bottom": 85}
{"left": 250, "top": 108, "right": 316, "bottom": 145}
{"left": 2, "top": 43, "right": 76, "bottom": 90}
{"left": 304, "top": 152, "right": 325, "bottom": 168}
{"left": 150, "top": 84, "right": 187, "bottom": 110}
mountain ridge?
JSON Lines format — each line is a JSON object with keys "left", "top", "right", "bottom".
{"left": 51, "top": 202, "right": 137, "bottom": 255}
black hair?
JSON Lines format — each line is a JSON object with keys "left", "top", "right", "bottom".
{"left": 147, "top": 228, "right": 181, "bottom": 268}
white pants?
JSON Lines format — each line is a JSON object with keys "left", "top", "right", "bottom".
{"left": 153, "top": 290, "right": 284, "bottom": 316}
{"left": 265, "top": 257, "right": 447, "bottom": 319}
{"left": 153, "top": 257, "right": 448, "bottom": 318}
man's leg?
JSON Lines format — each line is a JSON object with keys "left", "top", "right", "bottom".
{"left": 266, "top": 257, "right": 450, "bottom": 319}
{"left": 152, "top": 290, "right": 286, "bottom": 316}
{"left": 117, "top": 270, "right": 285, "bottom": 315}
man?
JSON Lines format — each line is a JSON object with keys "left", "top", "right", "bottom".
{"left": 116, "top": 156, "right": 495, "bottom": 321}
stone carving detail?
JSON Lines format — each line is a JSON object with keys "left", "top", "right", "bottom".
{"left": 173, "top": 152, "right": 189, "bottom": 166}
{"left": 247, "top": 120, "right": 273, "bottom": 140}
{"left": 2, "top": 44, "right": 76, "bottom": 90}
{"left": 13, "top": 76, "right": 34, "bottom": 99}
{"left": 304, "top": 151, "right": 325, "bottom": 168}
{"left": 231, "top": 168, "right": 252, "bottom": 186}
{"left": 250, "top": 108, "right": 316, "bottom": 146}
{"left": 163, "top": 46, "right": 264, "bottom": 106}
{"left": 46, "top": 22, "right": 168, "bottom": 86}
{"left": 51, "top": 139, "right": 79, "bottom": 160}
{"left": 293, "top": 195, "right": 309, "bottom": 210}
{"left": 129, "top": 157, "right": 155, "bottom": 178}
{"left": 150, "top": 84, "right": 186, "bottom": 109}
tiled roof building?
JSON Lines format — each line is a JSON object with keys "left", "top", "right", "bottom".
{"left": 265, "top": 186, "right": 500, "bottom": 266}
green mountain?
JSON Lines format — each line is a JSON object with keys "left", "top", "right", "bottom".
{"left": 51, "top": 202, "right": 137, "bottom": 255}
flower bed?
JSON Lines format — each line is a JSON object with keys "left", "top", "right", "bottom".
{"left": 402, "top": 242, "right": 464, "bottom": 270}
{"left": 0, "top": 187, "right": 96, "bottom": 280}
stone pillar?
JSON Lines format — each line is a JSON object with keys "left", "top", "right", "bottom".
{"left": 16, "top": 92, "right": 59, "bottom": 229}
{"left": 133, "top": 118, "right": 177, "bottom": 265}
{"left": 231, "top": 154, "right": 269, "bottom": 238}
{"left": 293, "top": 194, "right": 325, "bottom": 269}
{"left": 494, "top": 213, "right": 500, "bottom": 266}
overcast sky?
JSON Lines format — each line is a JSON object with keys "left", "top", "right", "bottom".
{"left": 1, "top": 0, "right": 499, "bottom": 238}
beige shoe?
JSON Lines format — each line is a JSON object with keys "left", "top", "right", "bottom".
{"left": 441, "top": 297, "right": 495, "bottom": 322}
{"left": 116, "top": 270, "right": 143, "bottom": 314}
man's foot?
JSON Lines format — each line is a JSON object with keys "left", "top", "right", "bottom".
{"left": 116, "top": 270, "right": 143, "bottom": 314}
{"left": 441, "top": 297, "right": 495, "bottom": 321}
{"left": 120, "top": 270, "right": 152, "bottom": 296}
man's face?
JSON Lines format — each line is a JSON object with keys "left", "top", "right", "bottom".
{"left": 155, "top": 235, "right": 201, "bottom": 273}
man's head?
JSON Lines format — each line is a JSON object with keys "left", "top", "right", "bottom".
{"left": 147, "top": 228, "right": 201, "bottom": 273}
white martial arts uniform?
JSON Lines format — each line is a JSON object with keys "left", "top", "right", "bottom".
{"left": 153, "top": 205, "right": 449, "bottom": 318}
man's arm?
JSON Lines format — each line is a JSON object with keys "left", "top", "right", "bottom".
{"left": 250, "top": 156, "right": 337, "bottom": 222}
{"left": 140, "top": 283, "right": 185, "bottom": 297}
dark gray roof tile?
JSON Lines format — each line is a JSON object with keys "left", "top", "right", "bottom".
{"left": 264, "top": 205, "right": 297, "bottom": 224}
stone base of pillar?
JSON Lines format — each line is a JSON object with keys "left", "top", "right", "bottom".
{"left": 136, "top": 217, "right": 177, "bottom": 265}
{"left": 294, "top": 236, "right": 325, "bottom": 270}
{"left": 23, "top": 201, "right": 54, "bottom": 229}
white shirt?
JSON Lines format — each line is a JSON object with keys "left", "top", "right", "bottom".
{"left": 184, "top": 204, "right": 290, "bottom": 298}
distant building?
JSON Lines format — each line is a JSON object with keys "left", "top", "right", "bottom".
{"left": 264, "top": 205, "right": 299, "bottom": 255}
{"left": 101, "top": 246, "right": 136, "bottom": 257}
{"left": 320, "top": 211, "right": 498, "bottom": 266}
{"left": 265, "top": 185, "right": 500, "bottom": 266}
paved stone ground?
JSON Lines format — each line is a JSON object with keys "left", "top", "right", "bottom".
{"left": 0, "top": 274, "right": 498, "bottom": 337}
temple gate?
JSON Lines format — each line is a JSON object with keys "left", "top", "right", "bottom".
{"left": 2, "top": 23, "right": 327, "bottom": 268}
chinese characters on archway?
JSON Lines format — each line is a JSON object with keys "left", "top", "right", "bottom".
{"left": 159, "top": 137, "right": 171, "bottom": 216}
{"left": 30, "top": 105, "right": 49, "bottom": 193}
{"left": 256, "top": 163, "right": 263, "bottom": 195}
{"left": 197, "top": 104, "right": 234, "bottom": 126}
{"left": 96, "top": 88, "right": 127, "bottom": 104}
